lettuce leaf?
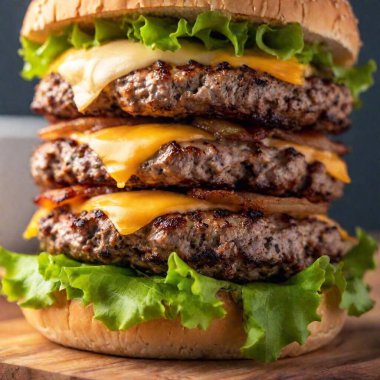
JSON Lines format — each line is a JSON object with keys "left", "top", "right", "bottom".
{"left": 20, "top": 34, "right": 71, "bottom": 80}
{"left": 0, "top": 230, "right": 376, "bottom": 362}
{"left": 165, "top": 252, "right": 229, "bottom": 329}
{"left": 241, "top": 256, "right": 331, "bottom": 362}
{"left": 69, "top": 25, "right": 94, "bottom": 49}
{"left": 298, "top": 44, "right": 377, "bottom": 102}
{"left": 255, "top": 23, "right": 304, "bottom": 60}
{"left": 0, "top": 248, "right": 57, "bottom": 307}
{"left": 64, "top": 265, "right": 169, "bottom": 330}
{"left": 94, "top": 19, "right": 125, "bottom": 45}
{"left": 333, "top": 61, "right": 377, "bottom": 105}
{"left": 19, "top": 11, "right": 304, "bottom": 79}
{"left": 340, "top": 228, "right": 377, "bottom": 316}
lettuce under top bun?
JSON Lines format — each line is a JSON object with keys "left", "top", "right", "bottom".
{"left": 22, "top": 0, "right": 360, "bottom": 66}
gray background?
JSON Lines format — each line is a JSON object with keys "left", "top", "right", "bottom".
{"left": 0, "top": 0, "right": 379, "bottom": 235}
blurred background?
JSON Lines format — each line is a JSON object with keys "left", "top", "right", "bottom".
{"left": 0, "top": 0, "right": 379, "bottom": 252}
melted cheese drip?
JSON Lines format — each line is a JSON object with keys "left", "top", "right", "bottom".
{"left": 23, "top": 191, "right": 226, "bottom": 239}
{"left": 23, "top": 208, "right": 51, "bottom": 240}
{"left": 52, "top": 40, "right": 307, "bottom": 111}
{"left": 266, "top": 139, "right": 351, "bottom": 184}
{"left": 76, "top": 191, "right": 225, "bottom": 235}
{"left": 214, "top": 53, "right": 304, "bottom": 86}
{"left": 71, "top": 124, "right": 213, "bottom": 188}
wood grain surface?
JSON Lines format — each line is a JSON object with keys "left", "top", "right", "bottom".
{"left": 0, "top": 259, "right": 379, "bottom": 380}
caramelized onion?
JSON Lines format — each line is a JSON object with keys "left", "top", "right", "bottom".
{"left": 193, "top": 118, "right": 268, "bottom": 142}
{"left": 272, "top": 129, "right": 349, "bottom": 155}
{"left": 189, "top": 189, "right": 329, "bottom": 217}
{"left": 193, "top": 119, "right": 348, "bottom": 154}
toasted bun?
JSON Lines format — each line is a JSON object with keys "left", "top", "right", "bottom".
{"left": 21, "top": 0, "right": 360, "bottom": 65}
{"left": 22, "top": 288, "right": 345, "bottom": 360}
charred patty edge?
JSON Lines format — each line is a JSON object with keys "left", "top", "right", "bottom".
{"left": 38, "top": 207, "right": 351, "bottom": 283}
{"left": 31, "top": 138, "right": 345, "bottom": 203}
{"left": 31, "top": 63, "right": 353, "bottom": 134}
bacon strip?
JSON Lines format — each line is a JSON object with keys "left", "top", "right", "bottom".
{"left": 38, "top": 117, "right": 158, "bottom": 140}
{"left": 39, "top": 116, "right": 348, "bottom": 156}
{"left": 35, "top": 186, "right": 328, "bottom": 217}
{"left": 34, "top": 186, "right": 121, "bottom": 208}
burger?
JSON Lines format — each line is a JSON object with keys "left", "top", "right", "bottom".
{"left": 0, "top": 0, "right": 377, "bottom": 362}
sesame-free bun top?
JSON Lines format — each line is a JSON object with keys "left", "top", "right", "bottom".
{"left": 21, "top": 0, "right": 361, "bottom": 65}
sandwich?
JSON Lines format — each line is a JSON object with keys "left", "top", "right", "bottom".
{"left": 0, "top": 0, "right": 377, "bottom": 362}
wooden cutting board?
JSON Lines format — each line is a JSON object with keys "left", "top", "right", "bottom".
{"left": 1, "top": 261, "right": 380, "bottom": 379}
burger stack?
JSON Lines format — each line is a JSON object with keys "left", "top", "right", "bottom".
{"left": 0, "top": 0, "right": 376, "bottom": 362}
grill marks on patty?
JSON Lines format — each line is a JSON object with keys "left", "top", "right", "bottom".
{"left": 32, "top": 62, "right": 353, "bottom": 134}
{"left": 38, "top": 208, "right": 350, "bottom": 283}
{"left": 31, "top": 138, "right": 344, "bottom": 202}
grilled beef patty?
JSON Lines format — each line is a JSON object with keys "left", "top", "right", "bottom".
{"left": 38, "top": 207, "right": 350, "bottom": 283}
{"left": 31, "top": 139, "right": 344, "bottom": 202}
{"left": 32, "top": 62, "right": 353, "bottom": 133}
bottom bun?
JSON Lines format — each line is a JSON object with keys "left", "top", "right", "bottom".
{"left": 22, "top": 288, "right": 345, "bottom": 360}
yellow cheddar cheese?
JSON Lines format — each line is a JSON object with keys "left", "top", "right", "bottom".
{"left": 24, "top": 191, "right": 227, "bottom": 238}
{"left": 71, "top": 124, "right": 213, "bottom": 188}
{"left": 266, "top": 139, "right": 351, "bottom": 184}
{"left": 51, "top": 40, "right": 307, "bottom": 111}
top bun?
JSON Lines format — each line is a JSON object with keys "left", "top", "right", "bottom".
{"left": 21, "top": 0, "right": 360, "bottom": 65}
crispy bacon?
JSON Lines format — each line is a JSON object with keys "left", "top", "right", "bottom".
{"left": 35, "top": 186, "right": 328, "bottom": 217}
{"left": 38, "top": 116, "right": 348, "bottom": 156}
{"left": 34, "top": 186, "right": 121, "bottom": 208}
{"left": 38, "top": 117, "right": 158, "bottom": 140}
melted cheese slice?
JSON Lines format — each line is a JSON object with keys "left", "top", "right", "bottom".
{"left": 23, "top": 192, "right": 354, "bottom": 242}
{"left": 24, "top": 191, "right": 227, "bottom": 239}
{"left": 266, "top": 139, "right": 351, "bottom": 184}
{"left": 76, "top": 191, "right": 225, "bottom": 235}
{"left": 52, "top": 40, "right": 307, "bottom": 111}
{"left": 71, "top": 124, "right": 213, "bottom": 188}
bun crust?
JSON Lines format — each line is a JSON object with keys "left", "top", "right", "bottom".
{"left": 21, "top": 0, "right": 360, "bottom": 65}
{"left": 22, "top": 288, "right": 345, "bottom": 360}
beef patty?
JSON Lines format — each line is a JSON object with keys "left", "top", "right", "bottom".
{"left": 31, "top": 138, "right": 344, "bottom": 202}
{"left": 38, "top": 207, "right": 350, "bottom": 283}
{"left": 32, "top": 62, "right": 353, "bottom": 133}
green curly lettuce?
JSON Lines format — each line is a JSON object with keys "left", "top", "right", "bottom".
{"left": 340, "top": 229, "right": 377, "bottom": 316}
{"left": 0, "top": 249, "right": 56, "bottom": 308}
{"left": 255, "top": 23, "right": 304, "bottom": 60}
{"left": 18, "top": 11, "right": 304, "bottom": 80}
{"left": 20, "top": 34, "right": 71, "bottom": 80}
{"left": 298, "top": 43, "right": 377, "bottom": 102}
{"left": 241, "top": 256, "right": 342, "bottom": 362}
{"left": 0, "top": 229, "right": 376, "bottom": 362}
{"left": 334, "top": 61, "right": 377, "bottom": 104}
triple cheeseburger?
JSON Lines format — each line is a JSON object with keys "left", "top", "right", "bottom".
{"left": 0, "top": 0, "right": 377, "bottom": 361}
